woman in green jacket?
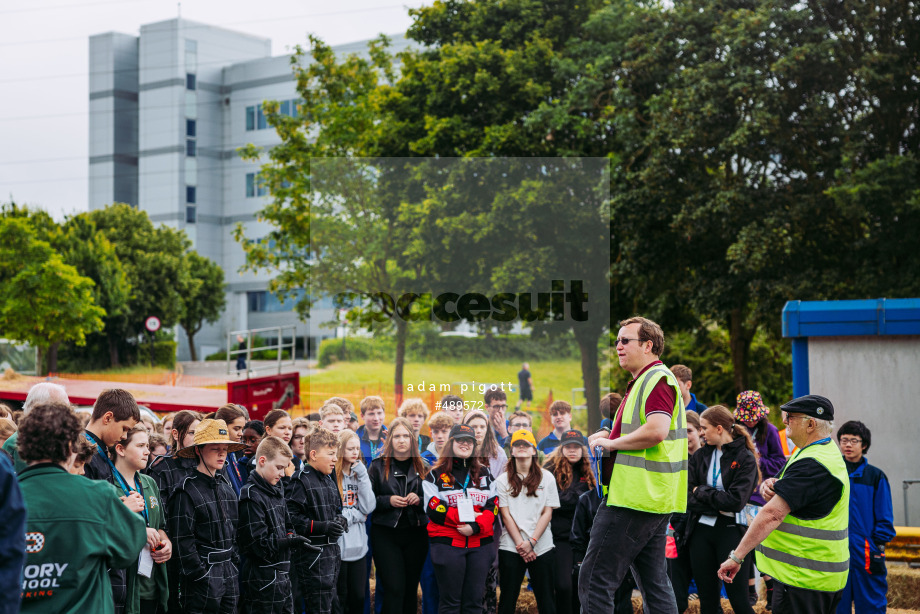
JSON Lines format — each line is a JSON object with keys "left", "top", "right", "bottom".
{"left": 17, "top": 402, "right": 147, "bottom": 614}
{"left": 112, "top": 425, "right": 173, "bottom": 614}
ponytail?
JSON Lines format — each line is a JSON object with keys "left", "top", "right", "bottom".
{"left": 701, "top": 405, "right": 762, "bottom": 484}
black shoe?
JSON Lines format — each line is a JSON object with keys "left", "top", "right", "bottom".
{"left": 748, "top": 585, "right": 758, "bottom": 606}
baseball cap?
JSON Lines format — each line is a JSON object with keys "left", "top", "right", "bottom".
{"left": 510, "top": 430, "right": 537, "bottom": 449}
{"left": 449, "top": 424, "right": 476, "bottom": 441}
{"left": 560, "top": 429, "right": 587, "bottom": 446}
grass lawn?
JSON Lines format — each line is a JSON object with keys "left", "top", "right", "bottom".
{"left": 303, "top": 359, "right": 597, "bottom": 432}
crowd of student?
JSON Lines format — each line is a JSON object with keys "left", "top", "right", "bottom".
{"left": 0, "top": 363, "right": 897, "bottom": 614}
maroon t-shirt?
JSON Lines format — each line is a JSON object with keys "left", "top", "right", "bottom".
{"left": 603, "top": 361, "right": 676, "bottom": 478}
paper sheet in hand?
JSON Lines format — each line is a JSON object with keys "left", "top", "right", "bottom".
{"left": 457, "top": 496, "right": 476, "bottom": 523}
{"left": 138, "top": 545, "right": 153, "bottom": 578}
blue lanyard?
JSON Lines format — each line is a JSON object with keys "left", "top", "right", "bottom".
{"left": 86, "top": 432, "right": 149, "bottom": 526}
{"left": 711, "top": 449, "right": 722, "bottom": 488}
{"left": 593, "top": 446, "right": 604, "bottom": 497}
{"left": 461, "top": 471, "right": 471, "bottom": 496}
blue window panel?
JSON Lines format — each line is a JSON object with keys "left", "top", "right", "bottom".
{"left": 186, "top": 119, "right": 196, "bottom": 137}
{"left": 186, "top": 139, "right": 196, "bottom": 157}
{"left": 186, "top": 73, "right": 196, "bottom": 90}
{"left": 280, "top": 100, "right": 291, "bottom": 116}
{"left": 246, "top": 106, "right": 256, "bottom": 131}
{"left": 186, "top": 185, "right": 196, "bottom": 203}
{"left": 186, "top": 206, "right": 197, "bottom": 224}
{"left": 257, "top": 106, "right": 268, "bottom": 130}
{"left": 246, "top": 173, "right": 255, "bottom": 198}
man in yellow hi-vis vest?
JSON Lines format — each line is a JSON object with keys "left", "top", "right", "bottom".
{"left": 718, "top": 394, "right": 849, "bottom": 614}
{"left": 580, "top": 317, "right": 688, "bottom": 613}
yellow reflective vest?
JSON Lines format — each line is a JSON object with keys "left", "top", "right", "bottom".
{"left": 607, "top": 364, "right": 688, "bottom": 514}
{"left": 755, "top": 439, "right": 850, "bottom": 592}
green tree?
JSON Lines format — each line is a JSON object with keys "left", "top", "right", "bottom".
{"left": 178, "top": 252, "right": 227, "bottom": 361}
{"left": 88, "top": 204, "right": 190, "bottom": 363}
{"left": 0, "top": 217, "right": 104, "bottom": 374}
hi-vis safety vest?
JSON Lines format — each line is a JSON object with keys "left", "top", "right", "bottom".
{"left": 607, "top": 365, "right": 688, "bottom": 514}
{"left": 755, "top": 440, "right": 850, "bottom": 592}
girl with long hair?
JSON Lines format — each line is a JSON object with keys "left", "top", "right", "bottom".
{"left": 497, "top": 430, "right": 560, "bottom": 614}
{"left": 112, "top": 425, "right": 172, "bottom": 614}
{"left": 336, "top": 429, "right": 376, "bottom": 614}
{"left": 463, "top": 409, "right": 507, "bottom": 612}
{"left": 367, "top": 418, "right": 430, "bottom": 614}
{"left": 543, "top": 430, "right": 594, "bottom": 614}
{"left": 669, "top": 409, "right": 703, "bottom": 613}
{"left": 144, "top": 409, "right": 201, "bottom": 614}
{"left": 423, "top": 424, "right": 499, "bottom": 614}
{"left": 687, "top": 405, "right": 760, "bottom": 614}
{"left": 263, "top": 409, "right": 296, "bottom": 478}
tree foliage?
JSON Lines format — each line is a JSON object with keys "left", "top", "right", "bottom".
{"left": 178, "top": 252, "right": 227, "bottom": 362}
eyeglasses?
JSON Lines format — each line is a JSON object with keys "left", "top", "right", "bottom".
{"left": 490, "top": 404, "right": 508, "bottom": 411}
{"left": 615, "top": 337, "right": 643, "bottom": 346}
{"left": 783, "top": 414, "right": 812, "bottom": 425}
{"left": 839, "top": 437, "right": 862, "bottom": 445}
{"left": 454, "top": 439, "right": 475, "bottom": 446}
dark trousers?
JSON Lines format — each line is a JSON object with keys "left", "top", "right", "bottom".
{"left": 668, "top": 551, "right": 693, "bottom": 613}
{"left": 688, "top": 516, "right": 754, "bottom": 614}
{"left": 578, "top": 504, "right": 677, "bottom": 614}
{"left": 430, "top": 542, "right": 494, "bottom": 614}
{"left": 338, "top": 559, "right": 368, "bottom": 614}
{"left": 773, "top": 580, "right": 843, "bottom": 614}
{"left": 371, "top": 525, "right": 428, "bottom": 614}
{"left": 498, "top": 549, "right": 556, "bottom": 614}
{"left": 420, "top": 548, "right": 439, "bottom": 614}
{"left": 554, "top": 541, "right": 576, "bottom": 614}
{"left": 139, "top": 600, "right": 163, "bottom": 614}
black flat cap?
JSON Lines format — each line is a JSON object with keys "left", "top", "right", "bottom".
{"left": 780, "top": 395, "right": 834, "bottom": 420}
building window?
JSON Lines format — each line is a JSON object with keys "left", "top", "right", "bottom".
{"left": 247, "top": 289, "right": 305, "bottom": 313}
{"left": 186, "top": 119, "right": 196, "bottom": 137}
{"left": 186, "top": 73, "right": 196, "bottom": 90}
{"left": 246, "top": 172, "right": 269, "bottom": 197}
{"left": 186, "top": 139, "right": 196, "bottom": 157}
{"left": 186, "top": 185, "right": 196, "bottom": 203}
{"left": 186, "top": 206, "right": 197, "bottom": 224}
{"left": 246, "top": 107, "right": 255, "bottom": 131}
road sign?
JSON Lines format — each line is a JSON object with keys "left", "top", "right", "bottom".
{"left": 145, "top": 316, "right": 161, "bottom": 332}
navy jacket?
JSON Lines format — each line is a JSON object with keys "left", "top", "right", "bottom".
{"left": 0, "top": 452, "right": 26, "bottom": 614}
{"left": 846, "top": 457, "right": 896, "bottom": 568}
{"left": 356, "top": 425, "right": 387, "bottom": 463}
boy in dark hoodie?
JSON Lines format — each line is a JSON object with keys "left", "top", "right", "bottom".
{"left": 286, "top": 427, "right": 347, "bottom": 614}
{"left": 167, "top": 419, "right": 245, "bottom": 614}
{"left": 238, "top": 436, "right": 320, "bottom": 614}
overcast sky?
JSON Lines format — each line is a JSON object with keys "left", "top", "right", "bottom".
{"left": 0, "top": 0, "right": 427, "bottom": 219}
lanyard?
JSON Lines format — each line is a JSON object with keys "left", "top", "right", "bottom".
{"left": 113, "top": 468, "right": 150, "bottom": 526}
{"left": 593, "top": 446, "right": 604, "bottom": 497}
{"left": 780, "top": 437, "right": 832, "bottom": 478}
{"left": 85, "top": 432, "right": 150, "bottom": 526}
{"left": 226, "top": 452, "right": 242, "bottom": 484}
{"left": 711, "top": 449, "right": 722, "bottom": 488}
{"left": 461, "top": 471, "right": 471, "bottom": 497}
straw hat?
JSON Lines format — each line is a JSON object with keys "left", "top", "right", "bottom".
{"left": 177, "top": 418, "right": 246, "bottom": 458}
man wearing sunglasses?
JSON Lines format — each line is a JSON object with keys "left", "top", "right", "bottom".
{"left": 581, "top": 316, "right": 688, "bottom": 614}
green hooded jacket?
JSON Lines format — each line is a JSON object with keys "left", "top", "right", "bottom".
{"left": 18, "top": 464, "right": 147, "bottom": 614}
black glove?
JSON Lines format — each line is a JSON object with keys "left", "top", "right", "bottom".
{"left": 868, "top": 544, "right": 886, "bottom": 575}
{"left": 290, "top": 535, "right": 322, "bottom": 554}
{"left": 334, "top": 515, "right": 348, "bottom": 528}
{"left": 312, "top": 520, "right": 346, "bottom": 538}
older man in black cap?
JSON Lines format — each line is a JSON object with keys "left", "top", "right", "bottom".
{"left": 717, "top": 394, "right": 850, "bottom": 614}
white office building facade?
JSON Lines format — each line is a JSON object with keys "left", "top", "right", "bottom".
{"left": 89, "top": 18, "right": 406, "bottom": 360}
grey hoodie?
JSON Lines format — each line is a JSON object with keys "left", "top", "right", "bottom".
{"left": 337, "top": 460, "right": 376, "bottom": 561}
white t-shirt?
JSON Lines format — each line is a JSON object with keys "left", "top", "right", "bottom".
{"left": 496, "top": 468, "right": 560, "bottom": 556}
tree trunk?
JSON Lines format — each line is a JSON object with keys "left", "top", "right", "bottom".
{"left": 186, "top": 328, "right": 198, "bottom": 362}
{"left": 729, "top": 308, "right": 755, "bottom": 395}
{"left": 36, "top": 346, "right": 44, "bottom": 376}
{"left": 394, "top": 318, "right": 408, "bottom": 408}
{"left": 47, "top": 342, "right": 60, "bottom": 373}
{"left": 575, "top": 327, "right": 603, "bottom": 433}
{"left": 108, "top": 334, "right": 120, "bottom": 367}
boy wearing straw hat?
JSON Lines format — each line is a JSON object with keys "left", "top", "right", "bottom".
{"left": 167, "top": 419, "right": 245, "bottom": 614}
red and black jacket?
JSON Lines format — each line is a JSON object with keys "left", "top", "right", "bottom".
{"left": 423, "top": 459, "right": 498, "bottom": 548}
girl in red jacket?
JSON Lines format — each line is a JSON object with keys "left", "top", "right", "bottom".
{"left": 422, "top": 424, "right": 498, "bottom": 614}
